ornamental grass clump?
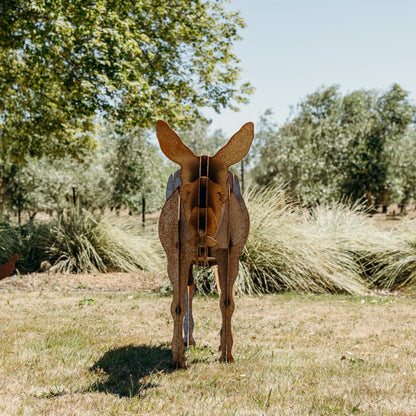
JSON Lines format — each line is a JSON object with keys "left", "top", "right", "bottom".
{"left": 369, "top": 219, "right": 416, "bottom": 294}
{"left": 311, "top": 202, "right": 416, "bottom": 293}
{"left": 305, "top": 202, "right": 391, "bottom": 283}
{"left": 0, "top": 223, "right": 19, "bottom": 264}
{"left": 48, "top": 209, "right": 163, "bottom": 274}
{"left": 0, "top": 222, "right": 52, "bottom": 273}
{"left": 236, "top": 188, "right": 369, "bottom": 295}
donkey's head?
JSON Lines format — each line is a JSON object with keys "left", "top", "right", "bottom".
{"left": 156, "top": 120, "right": 254, "bottom": 246}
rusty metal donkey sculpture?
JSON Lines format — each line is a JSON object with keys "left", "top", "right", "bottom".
{"left": 157, "top": 120, "right": 254, "bottom": 368}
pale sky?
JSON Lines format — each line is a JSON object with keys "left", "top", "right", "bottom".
{"left": 204, "top": 0, "right": 416, "bottom": 137}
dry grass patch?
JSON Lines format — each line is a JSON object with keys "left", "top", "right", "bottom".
{"left": 1, "top": 283, "right": 416, "bottom": 415}
{"left": 0, "top": 272, "right": 163, "bottom": 293}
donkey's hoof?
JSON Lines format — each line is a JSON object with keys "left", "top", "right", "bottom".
{"left": 219, "top": 354, "right": 234, "bottom": 363}
{"left": 184, "top": 340, "right": 196, "bottom": 347}
{"left": 172, "top": 359, "right": 187, "bottom": 369}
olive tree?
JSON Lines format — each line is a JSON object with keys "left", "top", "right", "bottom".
{"left": 253, "top": 84, "right": 416, "bottom": 205}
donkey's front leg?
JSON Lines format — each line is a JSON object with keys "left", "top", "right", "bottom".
{"left": 170, "top": 261, "right": 191, "bottom": 368}
{"left": 216, "top": 248, "right": 238, "bottom": 363}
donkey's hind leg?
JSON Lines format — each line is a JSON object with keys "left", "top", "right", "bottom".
{"left": 170, "top": 260, "right": 190, "bottom": 368}
{"left": 216, "top": 248, "right": 238, "bottom": 363}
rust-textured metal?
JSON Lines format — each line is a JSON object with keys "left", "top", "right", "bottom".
{"left": 0, "top": 254, "right": 19, "bottom": 281}
{"left": 157, "top": 120, "right": 254, "bottom": 368}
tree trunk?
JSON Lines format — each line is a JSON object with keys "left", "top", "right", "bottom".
{"left": 366, "top": 191, "right": 372, "bottom": 208}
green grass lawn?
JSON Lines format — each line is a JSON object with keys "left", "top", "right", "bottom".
{"left": 1, "top": 284, "right": 416, "bottom": 415}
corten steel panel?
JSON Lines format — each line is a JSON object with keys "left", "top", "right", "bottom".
{"left": 157, "top": 120, "right": 254, "bottom": 368}
{"left": 0, "top": 254, "right": 19, "bottom": 280}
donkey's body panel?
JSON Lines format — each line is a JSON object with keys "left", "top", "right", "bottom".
{"left": 157, "top": 120, "right": 254, "bottom": 368}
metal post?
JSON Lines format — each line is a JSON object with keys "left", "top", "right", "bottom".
{"left": 142, "top": 196, "right": 145, "bottom": 227}
{"left": 72, "top": 187, "right": 77, "bottom": 207}
{"left": 240, "top": 159, "right": 245, "bottom": 194}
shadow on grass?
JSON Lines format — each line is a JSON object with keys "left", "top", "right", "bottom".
{"left": 88, "top": 343, "right": 175, "bottom": 397}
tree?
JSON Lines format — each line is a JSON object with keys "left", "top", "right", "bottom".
{"left": 253, "top": 88, "right": 345, "bottom": 203}
{"left": 339, "top": 84, "right": 415, "bottom": 204}
{"left": 387, "top": 127, "right": 416, "bottom": 203}
{"left": 101, "top": 124, "right": 166, "bottom": 214}
{"left": 0, "top": 0, "right": 252, "bottom": 163}
{"left": 0, "top": 154, "right": 112, "bottom": 221}
{"left": 0, "top": 164, "right": 35, "bottom": 224}
{"left": 253, "top": 85, "right": 416, "bottom": 204}
{"left": 179, "top": 120, "right": 227, "bottom": 155}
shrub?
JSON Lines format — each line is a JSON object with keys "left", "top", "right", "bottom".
{"left": 236, "top": 188, "right": 369, "bottom": 295}
{"left": 47, "top": 209, "right": 163, "bottom": 274}
{"left": 0, "top": 210, "right": 164, "bottom": 274}
{"left": 369, "top": 219, "right": 416, "bottom": 294}
{"left": 0, "top": 222, "right": 52, "bottom": 273}
{"left": 2, "top": 189, "right": 416, "bottom": 297}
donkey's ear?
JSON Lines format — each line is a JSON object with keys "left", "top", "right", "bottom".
{"left": 212, "top": 122, "right": 254, "bottom": 167}
{"left": 156, "top": 120, "right": 197, "bottom": 166}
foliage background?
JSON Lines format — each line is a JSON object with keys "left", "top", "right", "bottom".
{"left": 0, "top": 1, "right": 416, "bottom": 298}
{"left": 252, "top": 84, "right": 416, "bottom": 205}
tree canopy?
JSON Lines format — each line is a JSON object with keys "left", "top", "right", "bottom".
{"left": 253, "top": 84, "right": 416, "bottom": 205}
{"left": 178, "top": 120, "right": 227, "bottom": 155}
{"left": 0, "top": 0, "right": 252, "bottom": 163}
